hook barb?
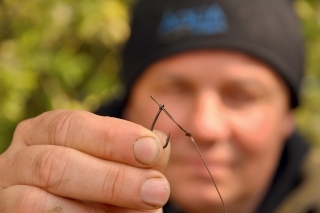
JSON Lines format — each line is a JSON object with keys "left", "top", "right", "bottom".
{"left": 163, "top": 132, "right": 170, "bottom": 148}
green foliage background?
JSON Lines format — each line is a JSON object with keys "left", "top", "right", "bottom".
{"left": 0, "top": 0, "right": 319, "bottom": 153}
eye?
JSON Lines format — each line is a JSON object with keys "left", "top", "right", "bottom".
{"left": 168, "top": 83, "right": 190, "bottom": 94}
{"left": 221, "top": 87, "right": 257, "bottom": 108}
{"left": 156, "top": 80, "right": 193, "bottom": 96}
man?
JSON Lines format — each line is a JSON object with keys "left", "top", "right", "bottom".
{"left": 0, "top": 0, "right": 320, "bottom": 212}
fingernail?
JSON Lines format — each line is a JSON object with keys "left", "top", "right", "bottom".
{"left": 141, "top": 178, "right": 169, "bottom": 207}
{"left": 133, "top": 137, "right": 160, "bottom": 165}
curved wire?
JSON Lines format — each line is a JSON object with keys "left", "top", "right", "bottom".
{"left": 150, "top": 95, "right": 227, "bottom": 213}
{"left": 149, "top": 101, "right": 170, "bottom": 148}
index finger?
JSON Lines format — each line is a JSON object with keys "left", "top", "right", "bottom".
{"left": 11, "top": 110, "right": 165, "bottom": 168}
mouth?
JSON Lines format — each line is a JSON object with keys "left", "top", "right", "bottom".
{"left": 198, "top": 161, "right": 230, "bottom": 178}
{"left": 168, "top": 140, "right": 236, "bottom": 181}
{"left": 179, "top": 156, "right": 232, "bottom": 181}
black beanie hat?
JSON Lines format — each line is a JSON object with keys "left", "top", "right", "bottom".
{"left": 120, "top": 0, "right": 305, "bottom": 108}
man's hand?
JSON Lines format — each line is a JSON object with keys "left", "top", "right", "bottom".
{"left": 0, "top": 110, "right": 171, "bottom": 213}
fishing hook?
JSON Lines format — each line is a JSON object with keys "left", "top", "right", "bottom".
{"left": 149, "top": 95, "right": 228, "bottom": 213}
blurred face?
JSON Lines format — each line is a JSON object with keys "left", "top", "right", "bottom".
{"left": 123, "top": 50, "right": 294, "bottom": 213}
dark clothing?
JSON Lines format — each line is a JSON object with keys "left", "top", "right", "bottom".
{"left": 257, "top": 132, "right": 309, "bottom": 213}
{"left": 163, "top": 133, "right": 320, "bottom": 213}
{"left": 95, "top": 102, "right": 320, "bottom": 213}
{"left": 274, "top": 148, "right": 320, "bottom": 213}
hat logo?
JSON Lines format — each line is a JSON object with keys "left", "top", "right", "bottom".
{"left": 157, "top": 4, "right": 228, "bottom": 41}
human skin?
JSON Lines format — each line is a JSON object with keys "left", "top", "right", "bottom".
{"left": 123, "top": 50, "right": 295, "bottom": 213}
{"left": 0, "top": 110, "right": 171, "bottom": 212}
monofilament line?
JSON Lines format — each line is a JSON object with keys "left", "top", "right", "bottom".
{"left": 150, "top": 95, "right": 227, "bottom": 213}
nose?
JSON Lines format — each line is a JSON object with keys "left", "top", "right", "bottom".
{"left": 189, "top": 92, "right": 231, "bottom": 143}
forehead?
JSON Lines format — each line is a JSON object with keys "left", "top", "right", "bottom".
{"left": 139, "top": 50, "right": 287, "bottom": 89}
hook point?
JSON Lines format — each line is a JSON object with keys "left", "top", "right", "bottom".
{"left": 163, "top": 131, "right": 170, "bottom": 149}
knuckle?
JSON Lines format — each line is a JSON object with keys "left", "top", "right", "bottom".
{"left": 0, "top": 186, "right": 47, "bottom": 213}
{"left": 13, "top": 119, "right": 31, "bottom": 142}
{"left": 99, "top": 129, "right": 116, "bottom": 159}
{"left": 84, "top": 207, "right": 104, "bottom": 213}
{"left": 35, "top": 147, "right": 69, "bottom": 191}
{"left": 47, "top": 110, "right": 78, "bottom": 146}
{"left": 101, "top": 164, "right": 125, "bottom": 204}
{"left": 12, "top": 110, "right": 83, "bottom": 147}
{"left": 15, "top": 187, "right": 47, "bottom": 213}
{"left": 99, "top": 117, "right": 142, "bottom": 158}
{"left": 97, "top": 118, "right": 121, "bottom": 158}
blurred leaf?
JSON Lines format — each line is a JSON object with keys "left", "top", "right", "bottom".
{"left": 0, "top": 0, "right": 134, "bottom": 152}
{"left": 0, "top": 0, "right": 319, "bottom": 153}
{"left": 295, "top": 0, "right": 320, "bottom": 147}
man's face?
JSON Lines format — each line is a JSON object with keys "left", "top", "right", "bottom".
{"left": 123, "top": 50, "right": 294, "bottom": 212}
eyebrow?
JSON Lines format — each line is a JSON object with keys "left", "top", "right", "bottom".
{"left": 225, "top": 79, "right": 270, "bottom": 93}
{"left": 151, "top": 72, "right": 196, "bottom": 88}
{"left": 152, "top": 72, "right": 189, "bottom": 81}
{"left": 153, "top": 72, "right": 270, "bottom": 92}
